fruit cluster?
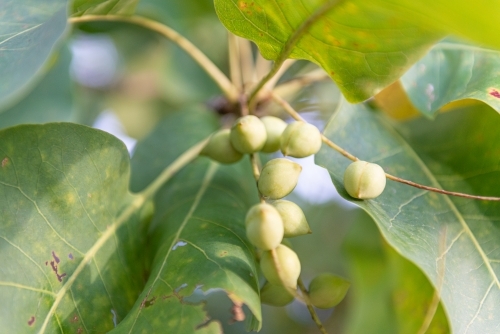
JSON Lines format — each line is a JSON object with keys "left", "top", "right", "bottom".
{"left": 202, "top": 115, "right": 353, "bottom": 309}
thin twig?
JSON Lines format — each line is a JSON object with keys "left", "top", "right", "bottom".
{"left": 273, "top": 69, "right": 329, "bottom": 99}
{"left": 248, "top": 0, "right": 345, "bottom": 106}
{"left": 297, "top": 278, "right": 328, "bottom": 334}
{"left": 250, "top": 154, "right": 261, "bottom": 181}
{"left": 272, "top": 92, "right": 500, "bottom": 201}
{"left": 384, "top": 175, "right": 500, "bottom": 201}
{"left": 239, "top": 37, "right": 256, "bottom": 86}
{"left": 263, "top": 59, "right": 297, "bottom": 91}
{"left": 228, "top": 33, "right": 242, "bottom": 89}
{"left": 69, "top": 15, "right": 239, "bottom": 102}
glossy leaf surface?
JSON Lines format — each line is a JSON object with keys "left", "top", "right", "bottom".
{"left": 317, "top": 102, "right": 500, "bottom": 333}
{"left": 214, "top": 0, "right": 500, "bottom": 102}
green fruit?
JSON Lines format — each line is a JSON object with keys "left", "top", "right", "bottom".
{"left": 201, "top": 129, "right": 243, "bottom": 164}
{"left": 280, "top": 122, "right": 322, "bottom": 158}
{"left": 261, "top": 116, "right": 287, "bottom": 153}
{"left": 230, "top": 115, "right": 267, "bottom": 154}
{"left": 343, "top": 160, "right": 386, "bottom": 199}
{"left": 260, "top": 244, "right": 301, "bottom": 289}
{"left": 245, "top": 203, "right": 284, "bottom": 250}
{"left": 272, "top": 200, "right": 311, "bottom": 238}
{"left": 308, "top": 273, "right": 350, "bottom": 309}
{"left": 258, "top": 158, "right": 302, "bottom": 199}
{"left": 260, "top": 281, "right": 294, "bottom": 307}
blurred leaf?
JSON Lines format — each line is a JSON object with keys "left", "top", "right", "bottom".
{"left": 0, "top": 0, "right": 68, "bottom": 109}
{"left": 344, "top": 216, "right": 448, "bottom": 334}
{"left": 0, "top": 123, "right": 147, "bottom": 332}
{"left": 130, "top": 107, "right": 219, "bottom": 192}
{"left": 399, "top": 41, "right": 500, "bottom": 117}
{"left": 71, "top": 0, "right": 138, "bottom": 16}
{"left": 214, "top": 0, "right": 500, "bottom": 102}
{"left": 136, "top": 0, "right": 214, "bottom": 28}
{"left": 387, "top": 247, "right": 449, "bottom": 334}
{"left": 374, "top": 81, "right": 420, "bottom": 121}
{"left": 343, "top": 215, "right": 398, "bottom": 334}
{"left": 0, "top": 47, "right": 74, "bottom": 129}
{"left": 317, "top": 101, "right": 500, "bottom": 333}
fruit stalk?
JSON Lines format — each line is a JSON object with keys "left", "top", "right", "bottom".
{"left": 297, "top": 278, "right": 328, "bottom": 334}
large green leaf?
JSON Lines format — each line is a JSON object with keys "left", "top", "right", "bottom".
{"left": 400, "top": 41, "right": 500, "bottom": 117}
{"left": 71, "top": 0, "right": 138, "bottom": 16}
{"left": 316, "top": 102, "right": 500, "bottom": 333}
{"left": 214, "top": 0, "right": 500, "bottom": 102}
{"left": 119, "top": 109, "right": 262, "bottom": 332}
{"left": 0, "top": 123, "right": 147, "bottom": 332}
{"left": 0, "top": 47, "right": 75, "bottom": 129}
{"left": 113, "top": 158, "right": 262, "bottom": 332}
{"left": 0, "top": 0, "right": 69, "bottom": 109}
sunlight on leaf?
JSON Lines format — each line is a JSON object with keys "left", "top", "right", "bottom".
{"left": 215, "top": 0, "right": 500, "bottom": 102}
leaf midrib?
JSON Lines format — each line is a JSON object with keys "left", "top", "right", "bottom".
{"left": 38, "top": 194, "right": 146, "bottom": 333}
{"left": 126, "top": 162, "right": 219, "bottom": 333}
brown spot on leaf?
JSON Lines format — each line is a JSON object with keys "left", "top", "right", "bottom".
{"left": 68, "top": 253, "right": 73, "bottom": 260}
{"left": 141, "top": 296, "right": 157, "bottom": 308}
{"left": 489, "top": 88, "right": 500, "bottom": 98}
{"left": 52, "top": 251, "right": 60, "bottom": 264}
{"left": 50, "top": 260, "right": 66, "bottom": 282}
{"left": 70, "top": 314, "right": 79, "bottom": 323}
{"left": 77, "top": 328, "right": 83, "bottom": 334}
{"left": 27, "top": 316, "right": 35, "bottom": 326}
{"left": 219, "top": 251, "right": 228, "bottom": 257}
{"left": 1, "top": 157, "right": 8, "bottom": 168}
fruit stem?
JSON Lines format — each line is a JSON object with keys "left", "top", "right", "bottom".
{"left": 69, "top": 15, "right": 240, "bottom": 103}
{"left": 297, "top": 278, "right": 329, "bottom": 334}
{"left": 272, "top": 92, "right": 500, "bottom": 201}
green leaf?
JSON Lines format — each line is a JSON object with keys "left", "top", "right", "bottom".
{"left": 316, "top": 101, "right": 500, "bottom": 333}
{"left": 114, "top": 158, "right": 262, "bottom": 332}
{"left": 0, "top": 47, "right": 75, "bottom": 129}
{"left": 130, "top": 107, "right": 220, "bottom": 192}
{"left": 0, "top": 123, "right": 147, "bottom": 332}
{"left": 71, "top": 0, "right": 138, "bottom": 16}
{"left": 120, "top": 109, "right": 262, "bottom": 332}
{"left": 0, "top": 0, "right": 69, "bottom": 109}
{"left": 214, "top": 0, "right": 500, "bottom": 102}
{"left": 400, "top": 41, "right": 500, "bottom": 117}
